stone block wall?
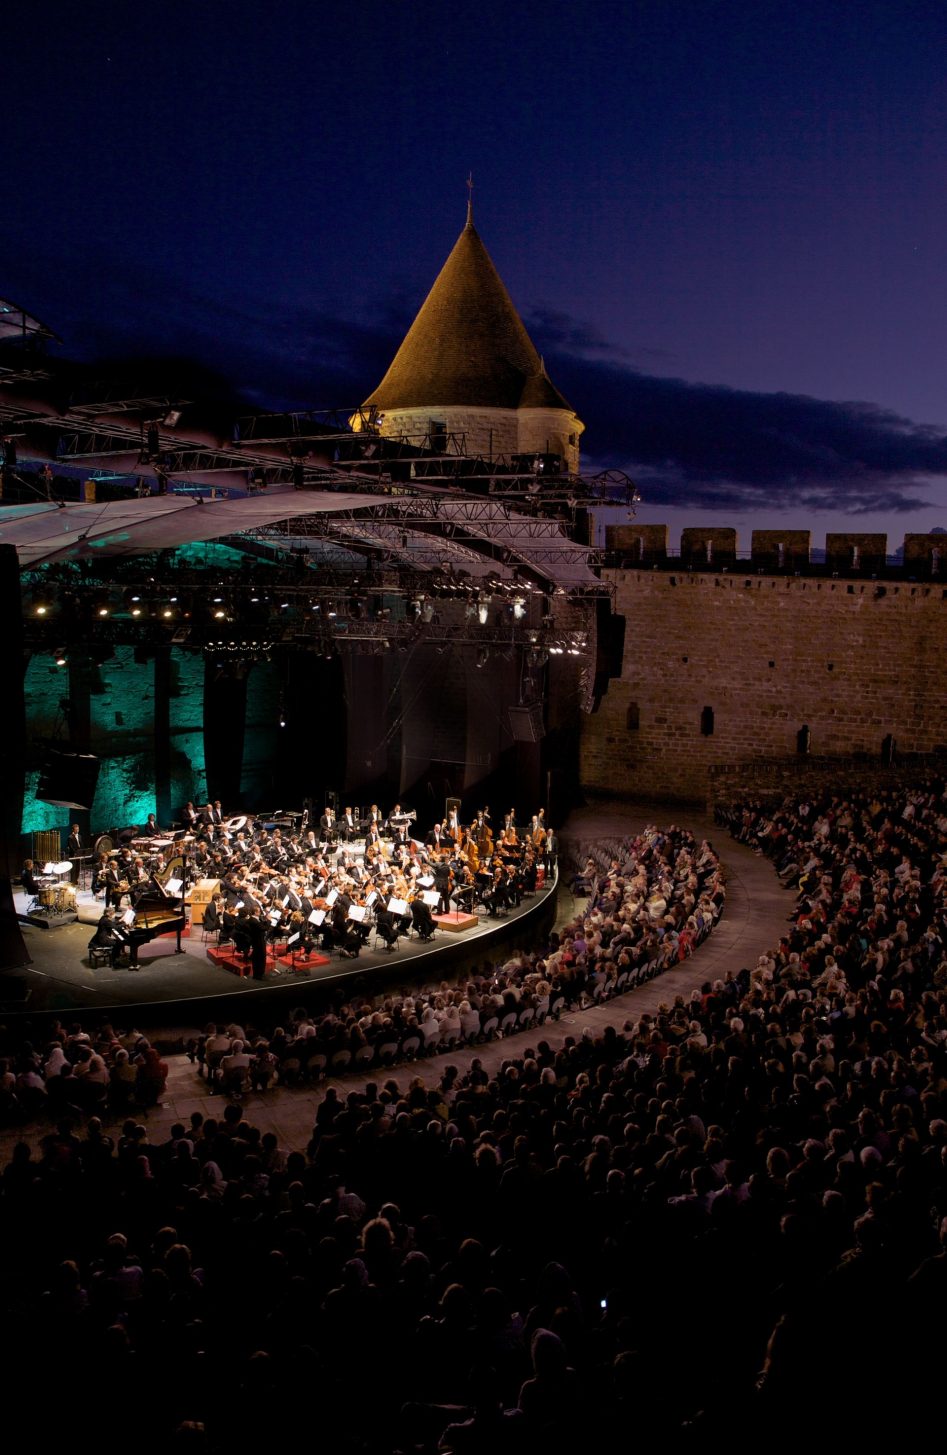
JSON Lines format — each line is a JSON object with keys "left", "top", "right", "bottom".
{"left": 680, "top": 527, "right": 737, "bottom": 567}
{"left": 826, "top": 533, "right": 887, "bottom": 574}
{"left": 604, "top": 523, "right": 669, "bottom": 563}
{"left": 750, "top": 530, "right": 811, "bottom": 570}
{"left": 580, "top": 568, "right": 947, "bottom": 803}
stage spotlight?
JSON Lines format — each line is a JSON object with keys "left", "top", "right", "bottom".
{"left": 477, "top": 599, "right": 489, "bottom": 625}
{"left": 512, "top": 596, "right": 526, "bottom": 619}
{"left": 54, "top": 649, "right": 67, "bottom": 666}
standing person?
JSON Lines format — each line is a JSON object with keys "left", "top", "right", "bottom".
{"left": 67, "top": 825, "right": 83, "bottom": 885}
{"left": 246, "top": 912, "right": 268, "bottom": 981}
{"left": 434, "top": 854, "right": 452, "bottom": 915}
{"left": 544, "top": 828, "right": 559, "bottom": 878}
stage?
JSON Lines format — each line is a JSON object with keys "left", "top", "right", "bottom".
{"left": 6, "top": 876, "right": 559, "bottom": 1024}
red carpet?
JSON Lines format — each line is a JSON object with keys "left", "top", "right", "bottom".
{"left": 432, "top": 911, "right": 479, "bottom": 933}
{"left": 207, "top": 944, "right": 329, "bottom": 976}
{"left": 275, "top": 949, "right": 330, "bottom": 970}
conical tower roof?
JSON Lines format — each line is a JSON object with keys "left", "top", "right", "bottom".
{"left": 364, "top": 215, "right": 573, "bottom": 413}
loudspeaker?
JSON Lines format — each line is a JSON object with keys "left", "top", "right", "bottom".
{"left": 37, "top": 750, "right": 100, "bottom": 810}
{"left": 509, "top": 703, "right": 545, "bottom": 743}
{"left": 598, "top": 605, "right": 626, "bottom": 678}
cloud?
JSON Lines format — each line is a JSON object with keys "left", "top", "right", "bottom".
{"left": 12, "top": 239, "right": 947, "bottom": 515}
{"left": 542, "top": 339, "right": 946, "bottom": 514}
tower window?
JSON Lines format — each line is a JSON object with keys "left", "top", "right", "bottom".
{"left": 626, "top": 702, "right": 640, "bottom": 732}
{"left": 700, "top": 706, "right": 714, "bottom": 736}
{"left": 429, "top": 420, "right": 447, "bottom": 453}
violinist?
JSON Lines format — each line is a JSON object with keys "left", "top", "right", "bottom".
{"left": 410, "top": 891, "right": 436, "bottom": 941}
{"left": 451, "top": 860, "right": 477, "bottom": 914}
{"left": 374, "top": 902, "right": 401, "bottom": 951}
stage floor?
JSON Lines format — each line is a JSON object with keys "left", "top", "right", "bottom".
{"left": 6, "top": 879, "right": 559, "bottom": 1020}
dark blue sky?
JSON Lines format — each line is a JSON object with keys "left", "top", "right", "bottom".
{"left": 4, "top": 0, "right": 946, "bottom": 540}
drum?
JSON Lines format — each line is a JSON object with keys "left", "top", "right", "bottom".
{"left": 38, "top": 886, "right": 56, "bottom": 908}
{"left": 58, "top": 884, "right": 77, "bottom": 911}
{"left": 226, "top": 815, "right": 248, "bottom": 832}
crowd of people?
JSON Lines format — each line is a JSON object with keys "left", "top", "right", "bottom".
{"left": 3, "top": 826, "right": 723, "bottom": 1114}
{"left": 3, "top": 781, "right": 945, "bottom": 1448}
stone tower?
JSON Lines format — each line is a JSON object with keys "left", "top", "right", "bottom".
{"left": 357, "top": 203, "right": 584, "bottom": 472}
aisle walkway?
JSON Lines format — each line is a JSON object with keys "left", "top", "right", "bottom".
{"left": 0, "top": 807, "right": 791, "bottom": 1160}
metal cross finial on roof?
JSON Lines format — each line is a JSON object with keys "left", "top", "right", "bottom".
{"left": 466, "top": 172, "right": 474, "bottom": 225}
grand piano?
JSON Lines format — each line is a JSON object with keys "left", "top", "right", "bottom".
{"left": 124, "top": 869, "right": 186, "bottom": 967}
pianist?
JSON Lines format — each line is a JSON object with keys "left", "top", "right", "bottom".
{"left": 88, "top": 908, "right": 131, "bottom": 967}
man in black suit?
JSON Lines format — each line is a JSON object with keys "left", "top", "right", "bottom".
{"left": 320, "top": 807, "right": 337, "bottom": 843}
{"left": 339, "top": 806, "right": 358, "bottom": 842}
{"left": 67, "top": 824, "right": 83, "bottom": 885}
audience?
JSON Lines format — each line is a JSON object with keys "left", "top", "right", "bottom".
{"left": 2, "top": 782, "right": 944, "bottom": 1448}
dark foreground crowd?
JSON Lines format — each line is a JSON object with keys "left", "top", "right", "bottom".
{"left": 2, "top": 786, "right": 946, "bottom": 1449}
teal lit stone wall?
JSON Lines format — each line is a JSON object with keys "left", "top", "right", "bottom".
{"left": 22, "top": 652, "right": 73, "bottom": 835}
{"left": 168, "top": 650, "right": 207, "bottom": 815}
{"left": 22, "top": 645, "right": 210, "bottom": 834}
{"left": 88, "top": 646, "right": 156, "bottom": 828}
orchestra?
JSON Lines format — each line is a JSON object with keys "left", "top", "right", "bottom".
{"left": 78, "top": 796, "right": 557, "bottom": 969}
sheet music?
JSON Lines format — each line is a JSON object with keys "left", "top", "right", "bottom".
{"left": 418, "top": 875, "right": 434, "bottom": 888}
{"left": 287, "top": 932, "right": 300, "bottom": 947}
{"left": 388, "top": 897, "right": 408, "bottom": 915}
{"left": 365, "top": 890, "right": 378, "bottom": 909}
{"left": 308, "top": 909, "right": 326, "bottom": 925}
{"left": 122, "top": 909, "right": 136, "bottom": 925}
{"left": 347, "top": 904, "right": 366, "bottom": 922}
{"left": 325, "top": 887, "right": 338, "bottom": 906}
{"left": 422, "top": 890, "right": 440, "bottom": 908}
{"left": 165, "top": 877, "right": 183, "bottom": 894}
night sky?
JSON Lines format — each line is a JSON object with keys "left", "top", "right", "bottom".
{"left": 5, "top": 0, "right": 947, "bottom": 543}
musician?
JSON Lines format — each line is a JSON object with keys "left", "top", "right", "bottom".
{"left": 544, "top": 828, "right": 559, "bottom": 877}
{"left": 339, "top": 806, "right": 358, "bottom": 842}
{"left": 451, "top": 862, "right": 476, "bottom": 914}
{"left": 67, "top": 825, "right": 83, "bottom": 885}
{"left": 320, "top": 806, "right": 337, "bottom": 843}
{"left": 103, "top": 860, "right": 129, "bottom": 910}
{"left": 143, "top": 813, "right": 160, "bottom": 836}
{"left": 374, "top": 903, "right": 401, "bottom": 951}
{"left": 427, "top": 820, "right": 449, "bottom": 852}
{"left": 447, "top": 803, "right": 461, "bottom": 839}
{"left": 182, "top": 801, "right": 200, "bottom": 830}
{"left": 128, "top": 857, "right": 150, "bottom": 901}
{"left": 367, "top": 804, "right": 383, "bottom": 831}
{"left": 433, "top": 854, "right": 452, "bottom": 915}
{"left": 21, "top": 859, "right": 41, "bottom": 898}
{"left": 410, "top": 892, "right": 436, "bottom": 941}
{"left": 88, "top": 907, "right": 131, "bottom": 966}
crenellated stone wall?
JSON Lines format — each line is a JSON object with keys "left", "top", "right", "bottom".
{"left": 581, "top": 556, "right": 947, "bottom": 805}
